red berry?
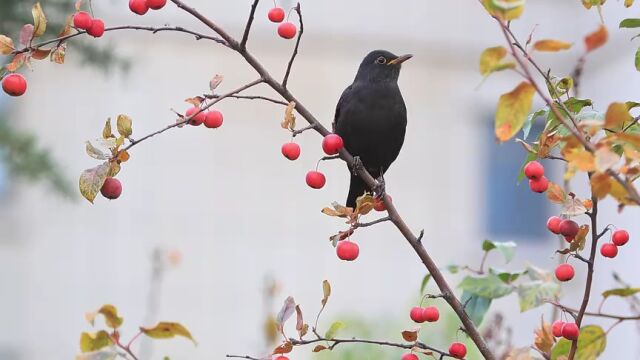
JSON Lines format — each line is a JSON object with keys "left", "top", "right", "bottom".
{"left": 564, "top": 235, "right": 575, "bottom": 243}
{"left": 422, "top": 306, "right": 439, "bottom": 322}
{"left": 373, "top": 195, "right": 392, "bottom": 212}
{"left": 129, "top": 0, "right": 149, "bottom": 15}
{"left": 552, "top": 320, "right": 565, "bottom": 337}
{"left": 87, "top": 19, "right": 105, "bottom": 38}
{"left": 448, "top": 342, "right": 467, "bottom": 359}
{"left": 274, "top": 357, "right": 288, "bottom": 360}
{"left": 561, "top": 323, "right": 579, "bottom": 341}
{"left": 559, "top": 220, "right": 579, "bottom": 238}
{"left": 100, "top": 177, "right": 122, "bottom": 200}
{"left": 612, "top": 229, "right": 629, "bottom": 246}
{"left": 529, "top": 176, "right": 549, "bottom": 193}
{"left": 146, "top": 0, "right": 167, "bottom": 10}
{"left": 185, "top": 107, "right": 205, "bottom": 126}
{"left": 278, "top": 22, "right": 297, "bottom": 39}
{"left": 547, "top": 216, "right": 562, "bottom": 234}
{"left": 409, "top": 306, "right": 425, "bottom": 323}
{"left": 268, "top": 7, "right": 285, "bottom": 23}
{"left": 600, "top": 243, "right": 618, "bottom": 258}
{"left": 336, "top": 240, "right": 359, "bottom": 261}
{"left": 555, "top": 264, "right": 575, "bottom": 282}
{"left": 73, "top": 11, "right": 93, "bottom": 30}
{"left": 281, "top": 142, "right": 301, "bottom": 161}
{"left": 2, "top": 73, "right": 27, "bottom": 97}
{"left": 401, "top": 354, "right": 419, "bottom": 360}
{"left": 204, "top": 110, "right": 223, "bottom": 129}
{"left": 524, "top": 160, "right": 545, "bottom": 180}
{"left": 322, "top": 134, "right": 344, "bottom": 155}
{"left": 305, "top": 171, "right": 326, "bottom": 189}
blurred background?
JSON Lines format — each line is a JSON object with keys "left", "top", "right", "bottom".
{"left": 0, "top": 0, "right": 639, "bottom": 359}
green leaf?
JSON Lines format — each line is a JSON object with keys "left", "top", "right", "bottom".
{"left": 459, "top": 274, "right": 514, "bottom": 299}
{"left": 446, "top": 264, "right": 460, "bottom": 274}
{"left": 551, "top": 325, "right": 606, "bottom": 360}
{"left": 523, "top": 108, "right": 547, "bottom": 140}
{"left": 565, "top": 98, "right": 593, "bottom": 113}
{"left": 324, "top": 321, "right": 345, "bottom": 339}
{"left": 420, "top": 274, "right": 432, "bottom": 294}
{"left": 479, "top": 46, "right": 515, "bottom": 76}
{"left": 602, "top": 287, "right": 640, "bottom": 298}
{"left": 620, "top": 18, "right": 640, "bottom": 28}
{"left": 79, "top": 162, "right": 110, "bottom": 203}
{"left": 635, "top": 47, "right": 640, "bottom": 72}
{"left": 460, "top": 290, "right": 492, "bottom": 326}
{"left": 489, "top": 267, "right": 527, "bottom": 283}
{"left": 80, "top": 331, "right": 113, "bottom": 353}
{"left": 495, "top": 82, "right": 536, "bottom": 143}
{"left": 481, "top": 240, "right": 517, "bottom": 263}
{"left": 517, "top": 281, "right": 561, "bottom": 312}
{"left": 116, "top": 114, "right": 133, "bottom": 138}
{"left": 518, "top": 151, "right": 538, "bottom": 182}
{"left": 76, "top": 349, "right": 118, "bottom": 360}
{"left": 140, "top": 322, "right": 197, "bottom": 345}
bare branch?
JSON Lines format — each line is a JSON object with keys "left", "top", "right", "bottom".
{"left": 205, "top": 93, "right": 288, "bottom": 106}
{"left": 548, "top": 301, "right": 640, "bottom": 322}
{"left": 240, "top": 0, "right": 261, "bottom": 49}
{"left": 282, "top": 3, "right": 304, "bottom": 88}
{"left": 354, "top": 216, "right": 391, "bottom": 228}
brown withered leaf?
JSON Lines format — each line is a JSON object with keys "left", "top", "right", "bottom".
{"left": 209, "top": 74, "right": 224, "bottom": 91}
{"left": 5, "top": 53, "right": 26, "bottom": 72}
{"left": 546, "top": 183, "right": 566, "bottom": 204}
{"left": 322, "top": 202, "right": 353, "bottom": 218}
{"left": 32, "top": 3, "right": 47, "bottom": 38}
{"left": 58, "top": 15, "right": 73, "bottom": 37}
{"left": 273, "top": 341, "right": 293, "bottom": 354}
{"left": 329, "top": 229, "right": 354, "bottom": 247}
{"left": 401, "top": 328, "right": 420, "bottom": 342}
{"left": 585, "top": 25, "right": 608, "bottom": 52}
{"left": 534, "top": 318, "right": 555, "bottom": 354}
{"left": 583, "top": 199, "right": 593, "bottom": 210}
{"left": 0, "top": 35, "right": 14, "bottom": 55}
{"left": 282, "top": 101, "right": 296, "bottom": 131}
{"left": 354, "top": 193, "right": 375, "bottom": 216}
{"left": 537, "top": 131, "right": 560, "bottom": 158}
{"left": 562, "top": 197, "right": 588, "bottom": 216}
{"left": 295, "top": 305, "right": 307, "bottom": 339}
{"left": 313, "top": 345, "right": 328, "bottom": 352}
{"left": 184, "top": 97, "right": 204, "bottom": 107}
{"left": 506, "top": 347, "right": 534, "bottom": 360}
{"left": 516, "top": 139, "right": 536, "bottom": 154}
{"left": 31, "top": 48, "right": 50, "bottom": 60}
{"left": 50, "top": 44, "right": 66, "bottom": 64}
{"left": 570, "top": 224, "right": 590, "bottom": 251}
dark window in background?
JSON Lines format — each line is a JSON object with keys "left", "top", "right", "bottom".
{"left": 484, "top": 121, "right": 551, "bottom": 240}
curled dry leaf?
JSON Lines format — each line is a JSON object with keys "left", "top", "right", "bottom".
{"left": 546, "top": 183, "right": 566, "bottom": 204}
{"left": 313, "top": 345, "right": 327, "bottom": 352}
{"left": 275, "top": 296, "right": 296, "bottom": 333}
{"left": 354, "top": 193, "right": 375, "bottom": 216}
{"left": 0, "top": 35, "right": 14, "bottom": 55}
{"left": 140, "top": 322, "right": 197, "bottom": 345}
{"left": 282, "top": 101, "right": 296, "bottom": 131}
{"left": 562, "top": 197, "right": 588, "bottom": 216}
{"left": 534, "top": 318, "right": 554, "bottom": 354}
{"left": 184, "top": 97, "right": 204, "bottom": 107}
{"left": 50, "top": 44, "right": 66, "bottom": 64}
{"left": 295, "top": 305, "right": 308, "bottom": 339}
{"left": 273, "top": 341, "right": 293, "bottom": 354}
{"left": 209, "top": 74, "right": 224, "bottom": 91}
{"left": 32, "top": 3, "right": 47, "bottom": 38}
{"left": 321, "top": 280, "right": 331, "bottom": 307}
{"left": 20, "top": 24, "right": 34, "bottom": 47}
{"left": 401, "top": 327, "right": 420, "bottom": 342}
{"left": 585, "top": 25, "right": 608, "bottom": 52}
{"left": 322, "top": 202, "right": 353, "bottom": 218}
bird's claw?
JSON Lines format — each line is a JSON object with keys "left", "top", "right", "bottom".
{"left": 351, "top": 156, "right": 364, "bottom": 175}
{"left": 373, "top": 176, "right": 386, "bottom": 198}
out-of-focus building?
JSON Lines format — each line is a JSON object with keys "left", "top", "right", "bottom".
{"left": 0, "top": 1, "right": 638, "bottom": 359}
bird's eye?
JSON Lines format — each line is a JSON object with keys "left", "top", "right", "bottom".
{"left": 375, "top": 56, "right": 387, "bottom": 64}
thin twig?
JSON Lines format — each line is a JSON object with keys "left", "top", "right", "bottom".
{"left": 240, "top": 0, "right": 260, "bottom": 49}
{"left": 291, "top": 123, "right": 317, "bottom": 137}
{"left": 549, "top": 301, "right": 640, "bottom": 321}
{"left": 354, "top": 216, "right": 391, "bottom": 228}
{"left": 205, "top": 93, "right": 288, "bottom": 106}
{"left": 282, "top": 3, "right": 303, "bottom": 88}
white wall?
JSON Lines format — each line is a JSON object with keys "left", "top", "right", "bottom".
{"left": 1, "top": 1, "right": 639, "bottom": 359}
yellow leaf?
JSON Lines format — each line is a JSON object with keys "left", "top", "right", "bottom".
{"left": 32, "top": 3, "right": 48, "bottom": 38}
{"left": 140, "top": 322, "right": 197, "bottom": 345}
{"left": 116, "top": 114, "right": 133, "bottom": 138}
{"left": 595, "top": 146, "right": 620, "bottom": 172}
{"left": 103, "top": 118, "right": 114, "bottom": 139}
{"left": 565, "top": 148, "right": 596, "bottom": 172}
{"left": 483, "top": 0, "right": 525, "bottom": 21}
{"left": 0, "top": 35, "right": 14, "bottom": 55}
{"left": 96, "top": 304, "right": 123, "bottom": 329}
{"left": 546, "top": 182, "right": 566, "bottom": 203}
{"left": 117, "top": 151, "right": 130, "bottom": 163}
{"left": 479, "top": 46, "right": 514, "bottom": 76}
{"left": 79, "top": 163, "right": 110, "bottom": 203}
{"left": 495, "top": 82, "right": 536, "bottom": 142}
{"left": 321, "top": 280, "right": 331, "bottom": 307}
{"left": 609, "top": 179, "right": 637, "bottom": 205}
{"left": 604, "top": 102, "right": 632, "bottom": 132}
{"left": 570, "top": 224, "right": 590, "bottom": 251}
{"left": 354, "top": 193, "right": 375, "bottom": 216}
{"left": 282, "top": 101, "right": 296, "bottom": 131}
{"left": 585, "top": 25, "right": 608, "bottom": 52}
{"left": 80, "top": 331, "right": 113, "bottom": 353}
{"left": 533, "top": 40, "right": 573, "bottom": 52}
{"left": 625, "top": 0, "right": 634, "bottom": 7}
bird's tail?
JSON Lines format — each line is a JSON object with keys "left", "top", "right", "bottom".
{"left": 346, "top": 174, "right": 370, "bottom": 209}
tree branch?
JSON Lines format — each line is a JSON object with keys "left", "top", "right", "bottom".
{"left": 354, "top": 216, "right": 391, "bottom": 228}
{"left": 289, "top": 336, "right": 452, "bottom": 357}
{"left": 282, "top": 3, "right": 303, "bottom": 88}
{"left": 240, "top": 0, "right": 260, "bottom": 50}
{"left": 205, "top": 93, "right": 288, "bottom": 106}
{"left": 549, "top": 301, "right": 640, "bottom": 322}
{"left": 11, "top": 25, "right": 229, "bottom": 55}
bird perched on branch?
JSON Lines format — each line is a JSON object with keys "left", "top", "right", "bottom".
{"left": 333, "top": 50, "right": 411, "bottom": 208}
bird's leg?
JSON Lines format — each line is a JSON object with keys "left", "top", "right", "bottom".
{"left": 351, "top": 156, "right": 364, "bottom": 176}
{"left": 373, "top": 169, "right": 386, "bottom": 198}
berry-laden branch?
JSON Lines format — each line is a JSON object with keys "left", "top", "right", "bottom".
{"left": 549, "top": 301, "right": 640, "bottom": 322}
{"left": 161, "top": 0, "right": 495, "bottom": 357}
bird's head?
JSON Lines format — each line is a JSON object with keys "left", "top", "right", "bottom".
{"left": 354, "top": 50, "right": 412, "bottom": 83}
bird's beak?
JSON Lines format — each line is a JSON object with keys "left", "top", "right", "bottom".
{"left": 387, "top": 54, "right": 413, "bottom": 65}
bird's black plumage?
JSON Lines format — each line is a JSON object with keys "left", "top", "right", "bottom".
{"left": 333, "top": 50, "right": 410, "bottom": 208}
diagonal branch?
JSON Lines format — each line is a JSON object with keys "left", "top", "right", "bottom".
{"left": 282, "top": 2, "right": 304, "bottom": 88}
{"left": 240, "top": 0, "right": 261, "bottom": 50}
{"left": 205, "top": 93, "right": 287, "bottom": 106}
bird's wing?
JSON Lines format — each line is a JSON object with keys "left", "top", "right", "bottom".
{"left": 332, "top": 84, "right": 353, "bottom": 133}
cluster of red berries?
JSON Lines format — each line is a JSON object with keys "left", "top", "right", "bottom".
{"left": 72, "top": 11, "right": 105, "bottom": 37}
{"left": 601, "top": 229, "right": 629, "bottom": 258}
{"left": 524, "top": 161, "right": 549, "bottom": 193}
{"left": 100, "top": 177, "right": 122, "bottom": 200}
{"left": 185, "top": 107, "right": 224, "bottom": 128}
{"left": 546, "top": 216, "right": 580, "bottom": 243}
{"left": 281, "top": 134, "right": 344, "bottom": 189}
{"left": 129, "top": 0, "right": 167, "bottom": 15}
{"left": 267, "top": 6, "right": 297, "bottom": 39}
{"left": 551, "top": 320, "right": 579, "bottom": 341}
{"left": 410, "top": 306, "right": 440, "bottom": 323}
{"left": 2, "top": 73, "right": 27, "bottom": 97}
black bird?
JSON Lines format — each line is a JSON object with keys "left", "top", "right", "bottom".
{"left": 333, "top": 50, "right": 411, "bottom": 208}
